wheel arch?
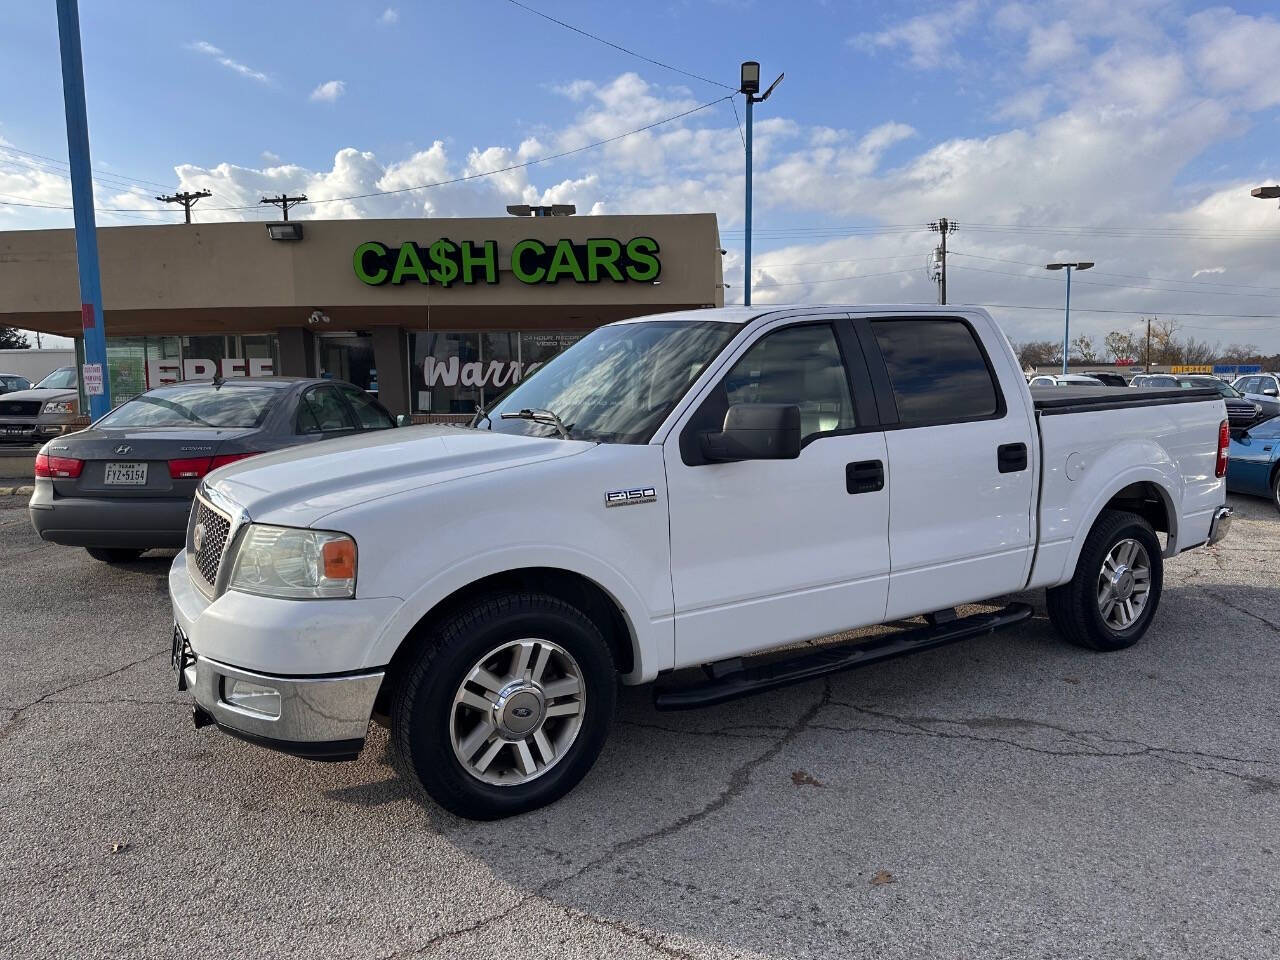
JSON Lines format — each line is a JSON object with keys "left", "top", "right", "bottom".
{"left": 372, "top": 566, "right": 644, "bottom": 717}
{"left": 1068, "top": 474, "right": 1179, "bottom": 575}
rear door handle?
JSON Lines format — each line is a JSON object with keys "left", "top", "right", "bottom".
{"left": 998, "top": 442, "right": 1028, "bottom": 473}
{"left": 846, "top": 459, "right": 884, "bottom": 494}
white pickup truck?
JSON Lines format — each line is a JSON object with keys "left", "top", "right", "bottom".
{"left": 168, "top": 305, "right": 1232, "bottom": 818}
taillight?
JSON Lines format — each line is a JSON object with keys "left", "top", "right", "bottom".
{"left": 167, "top": 451, "right": 261, "bottom": 480}
{"left": 210, "top": 451, "right": 261, "bottom": 470}
{"left": 167, "top": 457, "right": 212, "bottom": 479}
{"left": 34, "top": 453, "right": 84, "bottom": 479}
{"left": 1216, "top": 418, "right": 1229, "bottom": 478}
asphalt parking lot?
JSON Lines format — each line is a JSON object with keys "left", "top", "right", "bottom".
{"left": 2, "top": 496, "right": 1279, "bottom": 960}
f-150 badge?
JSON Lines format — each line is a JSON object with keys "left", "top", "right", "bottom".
{"left": 604, "top": 487, "right": 656, "bottom": 508}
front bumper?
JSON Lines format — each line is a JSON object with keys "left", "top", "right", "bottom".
{"left": 0, "top": 420, "right": 63, "bottom": 443}
{"left": 1207, "top": 505, "right": 1233, "bottom": 546}
{"left": 29, "top": 480, "right": 190, "bottom": 548}
{"left": 177, "top": 636, "right": 383, "bottom": 761}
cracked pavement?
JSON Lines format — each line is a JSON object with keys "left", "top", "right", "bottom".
{"left": 2, "top": 496, "right": 1279, "bottom": 959}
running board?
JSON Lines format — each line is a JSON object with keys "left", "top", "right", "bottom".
{"left": 652, "top": 602, "right": 1034, "bottom": 711}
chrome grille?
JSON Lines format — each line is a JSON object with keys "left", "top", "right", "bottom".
{"left": 190, "top": 495, "right": 232, "bottom": 590}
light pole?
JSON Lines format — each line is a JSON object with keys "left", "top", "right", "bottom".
{"left": 1046, "top": 261, "right": 1093, "bottom": 374}
{"left": 1251, "top": 185, "right": 1280, "bottom": 204}
{"left": 740, "top": 60, "right": 782, "bottom": 307}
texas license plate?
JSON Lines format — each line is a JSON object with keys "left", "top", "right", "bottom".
{"left": 104, "top": 461, "right": 147, "bottom": 485}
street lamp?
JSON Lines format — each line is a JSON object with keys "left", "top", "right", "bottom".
{"left": 740, "top": 60, "right": 783, "bottom": 307}
{"left": 1045, "top": 261, "right": 1094, "bottom": 374}
{"left": 1251, "top": 185, "right": 1280, "bottom": 204}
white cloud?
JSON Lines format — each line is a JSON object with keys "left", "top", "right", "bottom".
{"left": 1025, "top": 21, "right": 1080, "bottom": 71}
{"left": 378, "top": 7, "right": 398, "bottom": 25}
{"left": 309, "top": 80, "right": 346, "bottom": 103}
{"left": 1188, "top": 6, "right": 1280, "bottom": 109}
{"left": 851, "top": 1, "right": 981, "bottom": 68}
{"left": 188, "top": 40, "right": 270, "bottom": 84}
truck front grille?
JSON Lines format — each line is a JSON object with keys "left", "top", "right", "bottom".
{"left": 190, "top": 495, "right": 232, "bottom": 591}
{"left": 0, "top": 400, "right": 40, "bottom": 417}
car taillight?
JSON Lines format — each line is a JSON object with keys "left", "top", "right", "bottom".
{"left": 167, "top": 451, "right": 261, "bottom": 480}
{"left": 34, "top": 453, "right": 83, "bottom": 479}
{"left": 167, "top": 457, "right": 212, "bottom": 479}
{"left": 210, "top": 451, "right": 261, "bottom": 470}
{"left": 1216, "top": 418, "right": 1229, "bottom": 478}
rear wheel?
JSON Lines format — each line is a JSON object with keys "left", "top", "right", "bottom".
{"left": 389, "top": 592, "right": 616, "bottom": 819}
{"left": 1271, "top": 469, "right": 1280, "bottom": 514}
{"left": 1046, "top": 510, "right": 1163, "bottom": 651}
{"left": 85, "top": 547, "right": 145, "bottom": 564}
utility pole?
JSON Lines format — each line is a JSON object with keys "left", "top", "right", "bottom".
{"left": 156, "top": 189, "right": 212, "bottom": 223}
{"left": 739, "top": 61, "right": 783, "bottom": 307}
{"left": 55, "top": 0, "right": 110, "bottom": 419}
{"left": 260, "top": 193, "right": 308, "bottom": 221}
{"left": 928, "top": 218, "right": 957, "bottom": 305}
{"left": 1146, "top": 317, "right": 1152, "bottom": 373}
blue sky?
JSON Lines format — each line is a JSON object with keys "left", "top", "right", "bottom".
{"left": 3, "top": 1, "right": 1280, "bottom": 351}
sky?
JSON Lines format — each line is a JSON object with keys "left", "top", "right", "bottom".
{"left": 2, "top": 0, "right": 1280, "bottom": 353}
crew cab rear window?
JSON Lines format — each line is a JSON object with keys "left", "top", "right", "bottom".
{"left": 872, "top": 319, "right": 1002, "bottom": 427}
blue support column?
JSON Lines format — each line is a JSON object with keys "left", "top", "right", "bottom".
{"left": 55, "top": 0, "right": 111, "bottom": 418}
{"left": 743, "top": 95, "right": 753, "bottom": 307}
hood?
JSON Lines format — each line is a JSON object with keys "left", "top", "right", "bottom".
{"left": 204, "top": 424, "right": 593, "bottom": 527}
{"left": 0, "top": 387, "right": 77, "bottom": 403}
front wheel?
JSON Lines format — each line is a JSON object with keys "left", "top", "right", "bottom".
{"left": 1046, "top": 510, "right": 1163, "bottom": 651}
{"left": 389, "top": 593, "right": 616, "bottom": 819}
{"left": 1271, "top": 469, "right": 1280, "bottom": 514}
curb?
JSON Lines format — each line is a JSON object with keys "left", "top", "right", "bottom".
{"left": 0, "top": 485, "right": 33, "bottom": 497}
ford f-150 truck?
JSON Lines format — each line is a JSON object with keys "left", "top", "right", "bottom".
{"left": 168, "top": 305, "right": 1232, "bottom": 819}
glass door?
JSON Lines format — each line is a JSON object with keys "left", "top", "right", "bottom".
{"left": 317, "top": 333, "right": 377, "bottom": 394}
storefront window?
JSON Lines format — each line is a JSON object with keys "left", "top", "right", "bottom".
{"left": 180, "top": 335, "right": 230, "bottom": 380}
{"left": 105, "top": 337, "right": 147, "bottom": 403}
{"left": 409, "top": 330, "right": 586, "bottom": 414}
{"left": 241, "top": 335, "right": 280, "bottom": 378}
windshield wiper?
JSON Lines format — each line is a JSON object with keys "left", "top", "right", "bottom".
{"left": 473, "top": 402, "right": 492, "bottom": 430}
{"left": 499, "top": 407, "right": 572, "bottom": 439}
{"left": 132, "top": 395, "right": 214, "bottom": 426}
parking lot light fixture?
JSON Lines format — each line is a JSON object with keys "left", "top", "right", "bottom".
{"left": 1046, "top": 261, "right": 1094, "bottom": 374}
{"left": 1251, "top": 185, "right": 1280, "bottom": 200}
{"left": 740, "top": 60, "right": 783, "bottom": 307}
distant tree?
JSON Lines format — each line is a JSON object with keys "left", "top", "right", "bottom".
{"left": 0, "top": 327, "right": 30, "bottom": 349}
{"left": 1220, "top": 343, "right": 1261, "bottom": 364}
{"left": 1104, "top": 330, "right": 1140, "bottom": 363}
{"left": 1071, "top": 333, "right": 1099, "bottom": 364}
{"left": 1015, "top": 339, "right": 1060, "bottom": 368}
{"left": 1148, "top": 318, "right": 1180, "bottom": 365}
{"left": 1180, "top": 337, "right": 1218, "bottom": 365}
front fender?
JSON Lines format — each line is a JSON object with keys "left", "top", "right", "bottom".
{"left": 363, "top": 546, "right": 669, "bottom": 684}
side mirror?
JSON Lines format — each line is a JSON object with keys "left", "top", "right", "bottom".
{"left": 395, "top": 414, "right": 413, "bottom": 427}
{"left": 700, "top": 403, "right": 802, "bottom": 462}
{"left": 1264, "top": 387, "right": 1279, "bottom": 397}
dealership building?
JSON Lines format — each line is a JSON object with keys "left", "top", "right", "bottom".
{"left": 0, "top": 212, "right": 723, "bottom": 417}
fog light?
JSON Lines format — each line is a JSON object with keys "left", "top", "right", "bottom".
{"left": 224, "top": 678, "right": 281, "bottom": 718}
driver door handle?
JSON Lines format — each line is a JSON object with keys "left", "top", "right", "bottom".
{"left": 846, "top": 459, "right": 884, "bottom": 495}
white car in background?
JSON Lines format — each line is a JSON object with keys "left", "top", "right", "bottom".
{"left": 1028, "top": 374, "right": 1105, "bottom": 387}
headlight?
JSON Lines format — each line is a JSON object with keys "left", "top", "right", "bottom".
{"left": 227, "top": 524, "right": 357, "bottom": 599}
{"left": 42, "top": 400, "right": 74, "bottom": 415}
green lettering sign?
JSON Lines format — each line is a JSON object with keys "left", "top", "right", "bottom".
{"left": 352, "top": 237, "right": 661, "bottom": 286}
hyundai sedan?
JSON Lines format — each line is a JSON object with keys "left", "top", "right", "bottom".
{"left": 30, "top": 377, "right": 398, "bottom": 562}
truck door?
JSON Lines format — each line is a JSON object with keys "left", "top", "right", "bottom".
{"left": 663, "top": 316, "right": 891, "bottom": 668}
{"left": 859, "top": 315, "right": 1037, "bottom": 619}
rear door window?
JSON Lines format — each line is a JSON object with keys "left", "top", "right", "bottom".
{"left": 871, "top": 319, "right": 1002, "bottom": 427}
{"left": 297, "top": 386, "right": 357, "bottom": 434}
{"left": 335, "top": 384, "right": 395, "bottom": 430}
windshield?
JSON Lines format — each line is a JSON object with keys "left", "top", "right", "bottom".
{"left": 36, "top": 367, "right": 78, "bottom": 390}
{"left": 483, "top": 320, "right": 740, "bottom": 443}
{"left": 95, "top": 383, "right": 283, "bottom": 429}
{"left": 1187, "top": 378, "right": 1237, "bottom": 397}
{"left": 1245, "top": 416, "right": 1280, "bottom": 439}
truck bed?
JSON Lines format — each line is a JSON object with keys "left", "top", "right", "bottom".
{"left": 1031, "top": 385, "right": 1219, "bottom": 415}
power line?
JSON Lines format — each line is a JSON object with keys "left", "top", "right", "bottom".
{"left": 0, "top": 143, "right": 171, "bottom": 190}
{"left": 728, "top": 97, "right": 746, "bottom": 147}
{"left": 502, "top": 0, "right": 734, "bottom": 90}
{"left": 952, "top": 251, "right": 1280, "bottom": 294}
{"left": 156, "top": 189, "right": 212, "bottom": 223}
{"left": 951, "top": 263, "right": 1280, "bottom": 300}
{"left": 754, "top": 267, "right": 922, "bottom": 287}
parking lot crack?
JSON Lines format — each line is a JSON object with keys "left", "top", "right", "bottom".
{"left": 0, "top": 648, "right": 168, "bottom": 737}
{"left": 1200, "top": 589, "right": 1280, "bottom": 635}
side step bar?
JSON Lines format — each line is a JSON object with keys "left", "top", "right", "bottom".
{"left": 653, "top": 602, "right": 1033, "bottom": 711}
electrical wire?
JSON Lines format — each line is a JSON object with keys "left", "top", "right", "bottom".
{"left": 950, "top": 263, "right": 1280, "bottom": 300}
{"left": 0, "top": 143, "right": 172, "bottom": 190}
{"left": 753, "top": 267, "right": 922, "bottom": 287}
{"left": 952, "top": 251, "right": 1280, "bottom": 294}
{"left": 728, "top": 97, "right": 746, "bottom": 147}
{"left": 501, "top": 0, "right": 734, "bottom": 90}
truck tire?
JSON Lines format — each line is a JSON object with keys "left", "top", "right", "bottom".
{"left": 1046, "top": 509, "right": 1163, "bottom": 652}
{"left": 85, "top": 547, "right": 145, "bottom": 564}
{"left": 1271, "top": 468, "right": 1280, "bottom": 514}
{"left": 389, "top": 592, "right": 616, "bottom": 820}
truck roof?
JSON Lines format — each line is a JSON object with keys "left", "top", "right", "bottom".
{"left": 615, "top": 304, "right": 994, "bottom": 325}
